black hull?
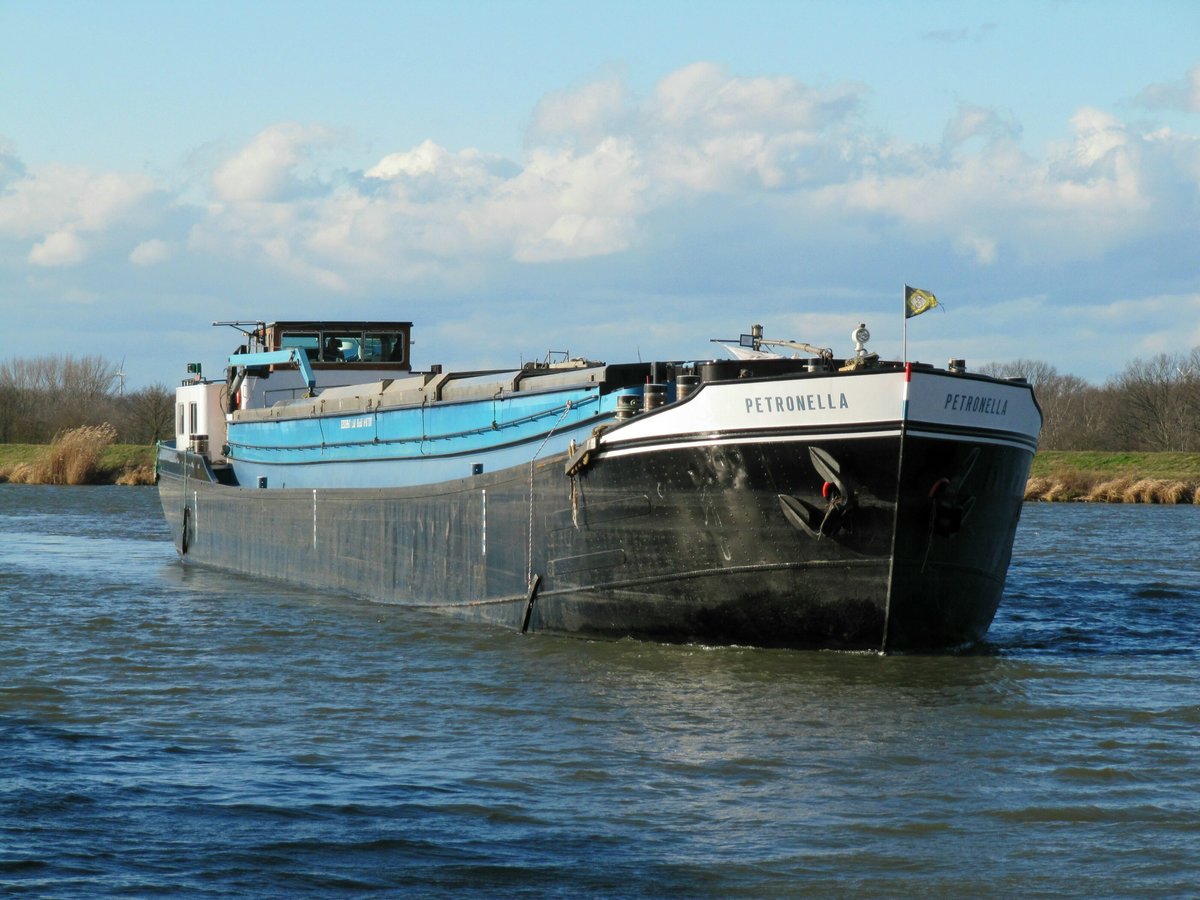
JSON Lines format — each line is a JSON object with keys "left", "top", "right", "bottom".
{"left": 157, "top": 426, "right": 1031, "bottom": 652}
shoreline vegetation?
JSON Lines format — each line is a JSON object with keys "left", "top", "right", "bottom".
{"left": 1025, "top": 451, "right": 1200, "bottom": 504}
{"left": 0, "top": 430, "right": 1198, "bottom": 503}
{"left": 0, "top": 427, "right": 156, "bottom": 486}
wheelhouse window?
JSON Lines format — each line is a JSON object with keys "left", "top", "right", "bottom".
{"left": 280, "top": 331, "right": 321, "bottom": 361}
{"left": 266, "top": 322, "right": 412, "bottom": 369}
{"left": 363, "top": 332, "right": 406, "bottom": 363}
{"left": 322, "top": 333, "right": 363, "bottom": 362}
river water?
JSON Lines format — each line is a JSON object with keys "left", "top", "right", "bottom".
{"left": 1, "top": 485, "right": 1197, "bottom": 897}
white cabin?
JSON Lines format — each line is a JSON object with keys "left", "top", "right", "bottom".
{"left": 175, "top": 380, "right": 229, "bottom": 463}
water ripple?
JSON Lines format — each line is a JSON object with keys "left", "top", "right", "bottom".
{"left": 1, "top": 487, "right": 1198, "bottom": 895}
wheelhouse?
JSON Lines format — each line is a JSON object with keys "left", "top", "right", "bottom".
{"left": 252, "top": 321, "right": 413, "bottom": 371}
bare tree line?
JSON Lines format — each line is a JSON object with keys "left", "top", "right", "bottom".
{"left": 1, "top": 349, "right": 1199, "bottom": 451}
{"left": 0, "top": 355, "right": 174, "bottom": 445}
{"left": 979, "top": 347, "right": 1200, "bottom": 451}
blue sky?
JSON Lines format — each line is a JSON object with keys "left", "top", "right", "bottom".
{"left": 2, "top": 0, "right": 1198, "bottom": 387}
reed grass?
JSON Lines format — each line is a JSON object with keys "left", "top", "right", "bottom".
{"left": 1123, "top": 478, "right": 1192, "bottom": 504}
{"left": 0, "top": 427, "right": 156, "bottom": 485}
{"left": 1024, "top": 469, "right": 1200, "bottom": 504}
{"left": 115, "top": 463, "right": 157, "bottom": 485}
{"left": 1083, "top": 477, "right": 1135, "bottom": 503}
{"left": 4, "top": 424, "right": 118, "bottom": 484}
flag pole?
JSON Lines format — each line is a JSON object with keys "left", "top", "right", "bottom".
{"left": 902, "top": 283, "right": 908, "bottom": 363}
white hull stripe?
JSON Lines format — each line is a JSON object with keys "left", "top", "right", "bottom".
{"left": 596, "top": 429, "right": 906, "bottom": 460}
{"left": 597, "top": 421, "right": 1036, "bottom": 461}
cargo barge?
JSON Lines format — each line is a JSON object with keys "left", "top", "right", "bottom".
{"left": 157, "top": 319, "right": 1041, "bottom": 651}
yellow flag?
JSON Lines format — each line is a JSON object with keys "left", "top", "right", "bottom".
{"left": 904, "top": 285, "right": 938, "bottom": 318}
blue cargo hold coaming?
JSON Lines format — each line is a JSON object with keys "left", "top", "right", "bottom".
{"left": 224, "top": 383, "right": 621, "bottom": 489}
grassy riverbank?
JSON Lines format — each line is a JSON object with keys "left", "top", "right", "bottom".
{"left": 0, "top": 438, "right": 156, "bottom": 485}
{"left": 1027, "top": 452, "right": 1200, "bottom": 503}
{"left": 2, "top": 442, "right": 1199, "bottom": 501}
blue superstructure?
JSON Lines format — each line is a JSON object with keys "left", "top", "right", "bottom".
{"left": 177, "top": 319, "right": 648, "bottom": 490}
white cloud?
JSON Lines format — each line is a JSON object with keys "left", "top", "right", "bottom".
{"left": 130, "top": 238, "right": 171, "bottom": 266}
{"left": 0, "top": 165, "right": 157, "bottom": 240}
{"left": 211, "top": 122, "right": 333, "bottom": 202}
{"left": 529, "top": 77, "right": 629, "bottom": 146}
{"left": 1071, "top": 293, "right": 1200, "bottom": 324}
{"left": 1136, "top": 64, "right": 1200, "bottom": 113}
{"left": 954, "top": 232, "right": 998, "bottom": 266}
{"left": 366, "top": 139, "right": 449, "bottom": 180}
{"left": 72, "top": 66, "right": 1179, "bottom": 297}
{"left": 364, "top": 141, "right": 510, "bottom": 201}
{"left": 29, "top": 229, "right": 86, "bottom": 266}
{"left": 818, "top": 100, "right": 1180, "bottom": 267}
{"left": 192, "top": 123, "right": 648, "bottom": 280}
{"left": 643, "top": 63, "right": 866, "bottom": 192}
{"left": 650, "top": 62, "right": 862, "bottom": 133}
{"left": 1061, "top": 107, "right": 1128, "bottom": 169}
{"left": 489, "top": 138, "right": 647, "bottom": 262}
{"left": 943, "top": 104, "right": 1020, "bottom": 147}
{"left": 4, "top": 61, "right": 1200, "bottom": 386}
{"left": 6, "top": 65, "right": 1196, "bottom": 287}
